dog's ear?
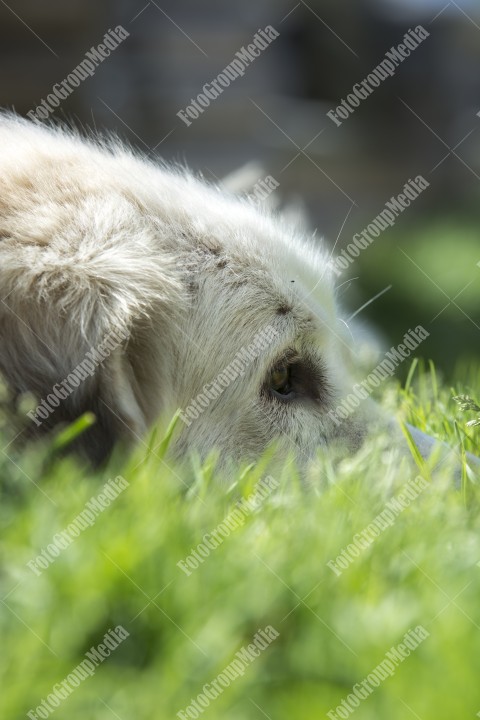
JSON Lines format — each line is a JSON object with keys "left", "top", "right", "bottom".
{"left": 0, "top": 224, "right": 181, "bottom": 464}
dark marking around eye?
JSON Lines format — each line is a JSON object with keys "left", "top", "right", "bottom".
{"left": 277, "top": 303, "right": 292, "bottom": 315}
{"left": 262, "top": 352, "right": 331, "bottom": 407}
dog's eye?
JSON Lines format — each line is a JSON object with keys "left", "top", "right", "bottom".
{"left": 263, "top": 353, "right": 331, "bottom": 406}
{"left": 270, "top": 365, "right": 293, "bottom": 397}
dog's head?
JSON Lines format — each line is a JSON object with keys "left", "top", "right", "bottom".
{"left": 0, "top": 115, "right": 372, "bottom": 468}
{"left": 163, "top": 199, "right": 372, "bottom": 468}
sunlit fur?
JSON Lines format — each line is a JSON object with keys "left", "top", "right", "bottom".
{"left": 0, "top": 113, "right": 374, "bottom": 466}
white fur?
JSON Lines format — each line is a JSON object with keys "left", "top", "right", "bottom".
{"left": 0, "top": 113, "right": 373, "bottom": 467}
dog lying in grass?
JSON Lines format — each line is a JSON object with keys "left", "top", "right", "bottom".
{"left": 0, "top": 113, "right": 474, "bottom": 473}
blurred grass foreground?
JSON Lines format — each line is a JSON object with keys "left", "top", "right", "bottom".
{"left": 1, "top": 358, "right": 480, "bottom": 720}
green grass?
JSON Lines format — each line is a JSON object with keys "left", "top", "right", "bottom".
{"left": 1, "top": 362, "right": 480, "bottom": 720}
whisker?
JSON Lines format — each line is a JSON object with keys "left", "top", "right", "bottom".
{"left": 347, "top": 285, "right": 392, "bottom": 322}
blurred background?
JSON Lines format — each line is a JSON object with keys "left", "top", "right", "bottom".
{"left": 1, "top": 0, "right": 479, "bottom": 377}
